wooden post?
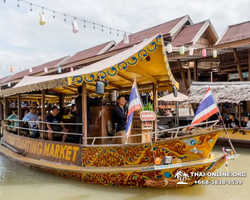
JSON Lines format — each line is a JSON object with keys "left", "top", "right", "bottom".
{"left": 17, "top": 94, "right": 21, "bottom": 135}
{"left": 239, "top": 102, "right": 241, "bottom": 128}
{"left": 177, "top": 59, "right": 189, "bottom": 90}
{"left": 194, "top": 60, "right": 198, "bottom": 81}
{"left": 210, "top": 72, "right": 213, "bottom": 82}
{"left": 82, "top": 82, "right": 87, "bottom": 144}
{"left": 188, "top": 68, "right": 191, "bottom": 86}
{"left": 3, "top": 97, "right": 7, "bottom": 137}
{"left": 41, "top": 90, "right": 45, "bottom": 138}
{"left": 153, "top": 83, "right": 158, "bottom": 141}
{"left": 233, "top": 48, "right": 244, "bottom": 81}
{"left": 248, "top": 49, "right": 250, "bottom": 81}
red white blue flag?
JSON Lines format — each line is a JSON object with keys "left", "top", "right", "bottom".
{"left": 125, "top": 79, "right": 142, "bottom": 141}
{"left": 188, "top": 87, "right": 218, "bottom": 130}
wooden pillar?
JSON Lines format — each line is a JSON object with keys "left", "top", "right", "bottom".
{"left": 177, "top": 59, "right": 189, "bottom": 90}
{"left": 194, "top": 60, "right": 198, "bottom": 81}
{"left": 153, "top": 83, "right": 158, "bottom": 141}
{"left": 17, "top": 94, "right": 21, "bottom": 135}
{"left": 82, "top": 82, "right": 87, "bottom": 144}
{"left": 210, "top": 72, "right": 213, "bottom": 82}
{"left": 59, "top": 93, "right": 65, "bottom": 109}
{"left": 233, "top": 48, "right": 244, "bottom": 81}
{"left": 248, "top": 49, "right": 250, "bottom": 81}
{"left": 41, "top": 90, "right": 45, "bottom": 138}
{"left": 3, "top": 97, "right": 7, "bottom": 137}
{"left": 239, "top": 102, "right": 242, "bottom": 127}
{"left": 188, "top": 68, "right": 191, "bottom": 86}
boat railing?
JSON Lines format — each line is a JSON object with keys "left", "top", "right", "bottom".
{"left": 3, "top": 119, "right": 219, "bottom": 145}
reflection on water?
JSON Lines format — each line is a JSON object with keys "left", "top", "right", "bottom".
{"left": 0, "top": 146, "right": 249, "bottom": 200}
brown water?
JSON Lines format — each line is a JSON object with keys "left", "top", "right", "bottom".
{"left": 0, "top": 146, "right": 249, "bottom": 200}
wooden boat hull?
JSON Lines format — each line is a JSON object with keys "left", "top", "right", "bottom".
{"left": 2, "top": 130, "right": 220, "bottom": 167}
{"left": 0, "top": 144, "right": 227, "bottom": 188}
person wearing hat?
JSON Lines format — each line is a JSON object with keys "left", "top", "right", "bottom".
{"left": 112, "top": 95, "right": 127, "bottom": 132}
{"left": 22, "top": 104, "right": 39, "bottom": 138}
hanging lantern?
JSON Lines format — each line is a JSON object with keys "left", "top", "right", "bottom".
{"left": 39, "top": 12, "right": 45, "bottom": 25}
{"left": 72, "top": 20, "right": 79, "bottom": 33}
{"left": 70, "top": 67, "right": 74, "bottom": 72}
{"left": 123, "top": 33, "right": 129, "bottom": 44}
{"left": 189, "top": 47, "right": 194, "bottom": 56}
{"left": 29, "top": 67, "right": 33, "bottom": 73}
{"left": 44, "top": 67, "right": 48, "bottom": 73}
{"left": 179, "top": 45, "right": 185, "bottom": 55}
{"left": 58, "top": 67, "right": 61, "bottom": 73}
{"left": 213, "top": 49, "right": 218, "bottom": 58}
{"left": 11, "top": 66, "right": 14, "bottom": 73}
{"left": 167, "top": 43, "right": 172, "bottom": 53}
{"left": 8, "top": 83, "right": 11, "bottom": 87}
{"left": 202, "top": 48, "right": 207, "bottom": 57}
{"left": 143, "top": 37, "right": 147, "bottom": 42}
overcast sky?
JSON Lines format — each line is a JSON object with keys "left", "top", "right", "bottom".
{"left": 0, "top": 0, "right": 249, "bottom": 78}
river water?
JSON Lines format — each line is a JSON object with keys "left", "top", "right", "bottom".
{"left": 0, "top": 146, "right": 249, "bottom": 200}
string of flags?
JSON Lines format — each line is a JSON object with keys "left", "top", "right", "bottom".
{"left": 2, "top": 0, "right": 146, "bottom": 43}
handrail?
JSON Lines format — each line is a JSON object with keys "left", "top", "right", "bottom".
{"left": 3, "top": 119, "right": 82, "bottom": 126}
{"left": 4, "top": 119, "right": 219, "bottom": 145}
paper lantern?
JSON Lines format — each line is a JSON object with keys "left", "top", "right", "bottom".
{"left": 143, "top": 37, "right": 147, "bottom": 42}
{"left": 8, "top": 83, "right": 11, "bottom": 87}
{"left": 29, "top": 67, "right": 33, "bottom": 73}
{"left": 155, "top": 157, "right": 162, "bottom": 165}
{"left": 189, "top": 47, "right": 194, "bottom": 56}
{"left": 70, "top": 67, "right": 74, "bottom": 72}
{"left": 44, "top": 67, "right": 48, "bottom": 73}
{"left": 72, "top": 20, "right": 79, "bottom": 33}
{"left": 123, "top": 33, "right": 129, "bottom": 44}
{"left": 213, "top": 49, "right": 217, "bottom": 58}
{"left": 58, "top": 67, "right": 61, "bottom": 73}
{"left": 202, "top": 48, "right": 207, "bottom": 57}
{"left": 11, "top": 66, "right": 14, "bottom": 73}
{"left": 179, "top": 46, "right": 185, "bottom": 55}
{"left": 39, "top": 12, "right": 45, "bottom": 25}
{"left": 167, "top": 43, "right": 172, "bottom": 53}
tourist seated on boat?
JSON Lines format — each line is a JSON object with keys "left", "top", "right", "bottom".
{"left": 21, "top": 108, "right": 29, "bottom": 136}
{"left": 46, "top": 106, "right": 69, "bottom": 142}
{"left": 112, "top": 95, "right": 127, "bottom": 132}
{"left": 23, "top": 104, "right": 39, "bottom": 138}
{"left": 71, "top": 104, "right": 77, "bottom": 117}
{"left": 228, "top": 113, "right": 239, "bottom": 128}
{"left": 241, "top": 116, "right": 250, "bottom": 129}
{"left": 7, "top": 109, "right": 18, "bottom": 134}
{"left": 217, "top": 114, "right": 225, "bottom": 126}
{"left": 62, "top": 108, "right": 73, "bottom": 119}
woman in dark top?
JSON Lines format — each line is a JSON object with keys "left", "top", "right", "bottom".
{"left": 112, "top": 95, "right": 127, "bottom": 132}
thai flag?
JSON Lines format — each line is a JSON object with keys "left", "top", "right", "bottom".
{"left": 188, "top": 87, "right": 218, "bottom": 130}
{"left": 125, "top": 79, "right": 142, "bottom": 141}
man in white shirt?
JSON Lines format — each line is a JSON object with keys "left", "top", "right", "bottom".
{"left": 243, "top": 116, "right": 250, "bottom": 129}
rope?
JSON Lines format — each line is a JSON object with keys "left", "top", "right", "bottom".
{"left": 4, "top": 119, "right": 82, "bottom": 125}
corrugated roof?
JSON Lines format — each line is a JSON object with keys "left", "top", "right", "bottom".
{"left": 62, "top": 41, "right": 116, "bottom": 66}
{"left": 217, "top": 21, "right": 250, "bottom": 44}
{"left": 172, "top": 21, "right": 206, "bottom": 47}
{"left": 2, "top": 56, "right": 69, "bottom": 84}
{"left": 112, "top": 16, "right": 189, "bottom": 51}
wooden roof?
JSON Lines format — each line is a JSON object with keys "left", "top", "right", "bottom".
{"left": 62, "top": 41, "right": 116, "bottom": 67}
{"left": 111, "top": 15, "right": 192, "bottom": 51}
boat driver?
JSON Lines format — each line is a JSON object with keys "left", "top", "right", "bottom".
{"left": 112, "top": 95, "right": 127, "bottom": 132}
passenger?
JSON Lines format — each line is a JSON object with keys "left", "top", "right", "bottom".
{"left": 46, "top": 106, "right": 69, "bottom": 142}
{"left": 23, "top": 104, "right": 39, "bottom": 138}
{"left": 7, "top": 109, "right": 18, "bottom": 128}
{"left": 227, "top": 113, "right": 239, "bottom": 128}
{"left": 63, "top": 108, "right": 73, "bottom": 119}
{"left": 112, "top": 95, "right": 127, "bottom": 132}
{"left": 71, "top": 104, "right": 77, "bottom": 117}
{"left": 242, "top": 116, "right": 250, "bottom": 129}
{"left": 75, "top": 86, "right": 91, "bottom": 143}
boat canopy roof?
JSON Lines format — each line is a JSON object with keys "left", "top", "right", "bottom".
{"left": 188, "top": 81, "right": 250, "bottom": 104}
{"left": 0, "top": 34, "right": 179, "bottom": 97}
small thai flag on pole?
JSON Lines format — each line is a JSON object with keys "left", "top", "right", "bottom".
{"left": 188, "top": 87, "right": 219, "bottom": 130}
{"left": 125, "top": 78, "right": 142, "bottom": 143}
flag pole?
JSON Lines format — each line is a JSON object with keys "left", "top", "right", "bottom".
{"left": 217, "top": 109, "right": 237, "bottom": 155}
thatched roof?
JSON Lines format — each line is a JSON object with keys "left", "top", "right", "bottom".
{"left": 188, "top": 81, "right": 250, "bottom": 104}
